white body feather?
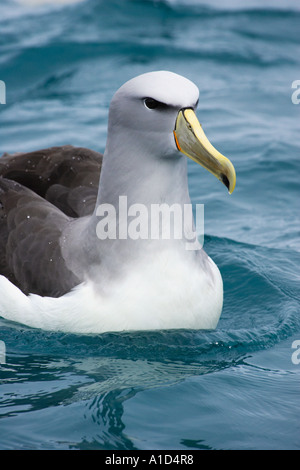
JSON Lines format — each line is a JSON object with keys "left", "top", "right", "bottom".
{"left": 0, "top": 248, "right": 222, "bottom": 333}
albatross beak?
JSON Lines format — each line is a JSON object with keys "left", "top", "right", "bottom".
{"left": 174, "top": 108, "right": 236, "bottom": 194}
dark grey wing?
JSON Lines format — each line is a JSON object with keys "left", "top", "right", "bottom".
{"left": 0, "top": 145, "right": 102, "bottom": 217}
{"left": 0, "top": 178, "right": 80, "bottom": 297}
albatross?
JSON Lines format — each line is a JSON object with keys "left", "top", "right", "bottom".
{"left": 0, "top": 71, "right": 236, "bottom": 333}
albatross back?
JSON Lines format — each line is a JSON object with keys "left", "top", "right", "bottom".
{"left": 0, "top": 145, "right": 102, "bottom": 296}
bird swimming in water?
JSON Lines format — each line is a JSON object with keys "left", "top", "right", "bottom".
{"left": 0, "top": 71, "right": 236, "bottom": 333}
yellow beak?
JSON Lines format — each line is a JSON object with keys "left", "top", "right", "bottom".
{"left": 174, "top": 108, "right": 236, "bottom": 194}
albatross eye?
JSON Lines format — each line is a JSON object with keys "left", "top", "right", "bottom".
{"left": 144, "top": 97, "right": 167, "bottom": 110}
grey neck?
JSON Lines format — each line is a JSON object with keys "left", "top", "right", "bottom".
{"left": 62, "top": 128, "right": 198, "bottom": 284}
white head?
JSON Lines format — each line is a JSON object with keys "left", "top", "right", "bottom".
{"left": 104, "top": 70, "right": 235, "bottom": 191}
{"left": 98, "top": 70, "right": 235, "bottom": 210}
{"left": 107, "top": 71, "right": 199, "bottom": 158}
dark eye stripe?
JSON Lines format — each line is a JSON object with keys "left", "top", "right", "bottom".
{"left": 143, "top": 97, "right": 168, "bottom": 110}
{"left": 143, "top": 97, "right": 199, "bottom": 111}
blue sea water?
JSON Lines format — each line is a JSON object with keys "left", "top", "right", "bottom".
{"left": 0, "top": 0, "right": 300, "bottom": 450}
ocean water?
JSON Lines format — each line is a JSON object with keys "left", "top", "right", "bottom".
{"left": 0, "top": 0, "right": 300, "bottom": 450}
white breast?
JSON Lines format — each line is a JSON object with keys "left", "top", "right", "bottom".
{"left": 0, "top": 248, "right": 223, "bottom": 334}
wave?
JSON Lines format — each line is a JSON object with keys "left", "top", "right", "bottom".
{"left": 8, "top": 0, "right": 300, "bottom": 13}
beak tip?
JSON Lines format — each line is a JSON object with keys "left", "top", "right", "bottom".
{"left": 221, "top": 168, "right": 236, "bottom": 195}
{"left": 220, "top": 173, "right": 230, "bottom": 192}
{"left": 229, "top": 182, "right": 236, "bottom": 195}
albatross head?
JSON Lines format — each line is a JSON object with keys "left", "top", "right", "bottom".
{"left": 106, "top": 70, "right": 236, "bottom": 194}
